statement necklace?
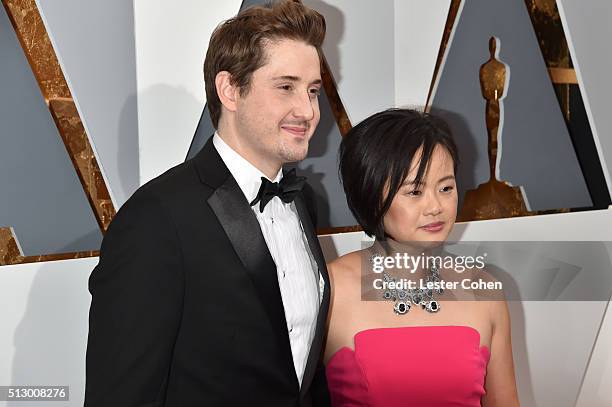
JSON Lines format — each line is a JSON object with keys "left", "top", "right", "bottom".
{"left": 370, "top": 253, "right": 443, "bottom": 315}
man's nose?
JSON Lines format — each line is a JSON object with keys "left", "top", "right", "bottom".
{"left": 292, "top": 91, "right": 316, "bottom": 121}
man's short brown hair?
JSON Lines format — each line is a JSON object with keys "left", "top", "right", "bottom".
{"left": 203, "top": 0, "right": 326, "bottom": 128}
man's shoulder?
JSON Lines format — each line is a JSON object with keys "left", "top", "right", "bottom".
{"left": 143, "top": 159, "right": 199, "bottom": 194}
{"left": 118, "top": 159, "right": 207, "bottom": 218}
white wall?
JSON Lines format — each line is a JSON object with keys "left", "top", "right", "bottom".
{"left": 133, "top": 0, "right": 241, "bottom": 185}
{"left": 0, "top": 258, "right": 96, "bottom": 407}
{"left": 303, "top": 0, "right": 450, "bottom": 124}
{"left": 558, "top": 0, "right": 612, "bottom": 196}
{"left": 394, "top": 0, "right": 450, "bottom": 108}
{"left": 550, "top": 7, "right": 612, "bottom": 400}
{"left": 576, "top": 300, "right": 612, "bottom": 407}
{"left": 304, "top": 0, "right": 395, "bottom": 124}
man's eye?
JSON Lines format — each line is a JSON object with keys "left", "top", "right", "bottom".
{"left": 279, "top": 85, "right": 293, "bottom": 91}
{"left": 309, "top": 88, "right": 321, "bottom": 96}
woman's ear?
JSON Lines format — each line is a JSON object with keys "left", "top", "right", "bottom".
{"left": 215, "top": 71, "right": 239, "bottom": 112}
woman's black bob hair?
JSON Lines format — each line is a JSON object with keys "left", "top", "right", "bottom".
{"left": 338, "top": 108, "right": 459, "bottom": 241}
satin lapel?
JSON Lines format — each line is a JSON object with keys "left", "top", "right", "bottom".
{"left": 294, "top": 194, "right": 331, "bottom": 398}
{"left": 293, "top": 194, "right": 327, "bottom": 281}
{"left": 207, "top": 172, "right": 296, "bottom": 382}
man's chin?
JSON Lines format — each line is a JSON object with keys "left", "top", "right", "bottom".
{"left": 279, "top": 144, "right": 309, "bottom": 163}
{"left": 281, "top": 153, "right": 308, "bottom": 164}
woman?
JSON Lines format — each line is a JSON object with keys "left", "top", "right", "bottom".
{"left": 325, "top": 109, "right": 519, "bottom": 406}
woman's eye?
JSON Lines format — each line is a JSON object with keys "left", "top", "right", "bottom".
{"left": 441, "top": 185, "right": 455, "bottom": 193}
{"left": 407, "top": 190, "right": 422, "bottom": 196}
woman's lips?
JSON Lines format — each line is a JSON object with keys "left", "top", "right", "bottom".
{"left": 420, "top": 221, "right": 445, "bottom": 233}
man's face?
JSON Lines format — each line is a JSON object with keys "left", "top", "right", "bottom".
{"left": 234, "top": 39, "right": 322, "bottom": 169}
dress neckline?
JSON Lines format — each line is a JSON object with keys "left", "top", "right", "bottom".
{"left": 327, "top": 325, "right": 490, "bottom": 366}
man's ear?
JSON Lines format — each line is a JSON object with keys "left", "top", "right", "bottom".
{"left": 215, "top": 71, "right": 239, "bottom": 112}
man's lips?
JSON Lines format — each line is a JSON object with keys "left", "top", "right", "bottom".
{"left": 419, "top": 221, "right": 445, "bottom": 232}
{"left": 281, "top": 125, "right": 308, "bottom": 137}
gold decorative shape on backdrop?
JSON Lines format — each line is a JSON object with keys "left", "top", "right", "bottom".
{"left": 292, "top": 0, "right": 352, "bottom": 137}
{"left": 49, "top": 99, "right": 115, "bottom": 230}
{"left": 0, "top": 227, "right": 98, "bottom": 266}
{"left": 426, "top": 0, "right": 462, "bottom": 110}
{"left": 316, "top": 51, "right": 356, "bottom": 231}
{"left": 317, "top": 225, "right": 363, "bottom": 236}
{"left": 293, "top": 0, "right": 355, "bottom": 233}
{"left": 548, "top": 67, "right": 577, "bottom": 84}
{"left": 2, "top": 0, "right": 70, "bottom": 99}
{"left": 458, "top": 38, "right": 530, "bottom": 222}
{"left": 526, "top": 0, "right": 570, "bottom": 69}
{"left": 0, "top": 228, "right": 22, "bottom": 266}
{"left": 1, "top": 0, "right": 115, "bottom": 265}
{"left": 320, "top": 59, "right": 352, "bottom": 137}
{"left": 428, "top": 0, "right": 584, "bottom": 222}
{"left": 526, "top": 0, "right": 576, "bottom": 120}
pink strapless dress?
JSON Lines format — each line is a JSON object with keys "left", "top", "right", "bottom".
{"left": 326, "top": 326, "right": 490, "bottom": 407}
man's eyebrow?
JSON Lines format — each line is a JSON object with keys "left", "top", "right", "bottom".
{"left": 272, "top": 76, "right": 322, "bottom": 86}
{"left": 272, "top": 75, "right": 300, "bottom": 81}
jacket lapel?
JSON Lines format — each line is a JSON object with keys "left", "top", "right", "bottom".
{"left": 294, "top": 194, "right": 331, "bottom": 398}
{"left": 195, "top": 137, "right": 297, "bottom": 384}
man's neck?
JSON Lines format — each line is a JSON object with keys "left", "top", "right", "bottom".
{"left": 216, "top": 126, "right": 281, "bottom": 180}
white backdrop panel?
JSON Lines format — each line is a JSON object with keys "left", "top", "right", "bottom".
{"left": 134, "top": 0, "right": 241, "bottom": 185}
{"left": 0, "top": 258, "right": 96, "bottom": 407}
{"left": 558, "top": 0, "right": 612, "bottom": 195}
{"left": 576, "top": 300, "right": 612, "bottom": 407}
{"left": 394, "top": 0, "right": 450, "bottom": 108}
{"left": 303, "top": 0, "right": 395, "bottom": 124}
{"left": 304, "top": 0, "right": 450, "bottom": 124}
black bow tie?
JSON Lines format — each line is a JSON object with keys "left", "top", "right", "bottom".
{"left": 249, "top": 168, "right": 306, "bottom": 213}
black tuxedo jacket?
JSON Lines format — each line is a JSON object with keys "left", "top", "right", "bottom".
{"left": 85, "top": 137, "right": 331, "bottom": 407}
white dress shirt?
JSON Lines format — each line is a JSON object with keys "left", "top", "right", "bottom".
{"left": 213, "top": 133, "right": 321, "bottom": 386}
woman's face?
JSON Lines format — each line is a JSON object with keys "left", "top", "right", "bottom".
{"left": 382, "top": 145, "right": 458, "bottom": 244}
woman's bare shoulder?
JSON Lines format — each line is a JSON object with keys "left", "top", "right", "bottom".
{"left": 327, "top": 250, "right": 366, "bottom": 285}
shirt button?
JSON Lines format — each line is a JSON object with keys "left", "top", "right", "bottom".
{"left": 282, "top": 270, "right": 286, "bottom": 278}
{"left": 289, "top": 326, "right": 294, "bottom": 333}
{"left": 270, "top": 217, "right": 274, "bottom": 224}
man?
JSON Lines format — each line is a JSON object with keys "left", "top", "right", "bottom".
{"left": 84, "top": 2, "right": 330, "bottom": 406}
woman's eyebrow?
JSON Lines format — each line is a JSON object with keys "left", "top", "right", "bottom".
{"left": 402, "top": 175, "right": 455, "bottom": 186}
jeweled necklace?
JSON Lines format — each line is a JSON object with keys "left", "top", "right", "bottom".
{"left": 370, "top": 253, "right": 443, "bottom": 315}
